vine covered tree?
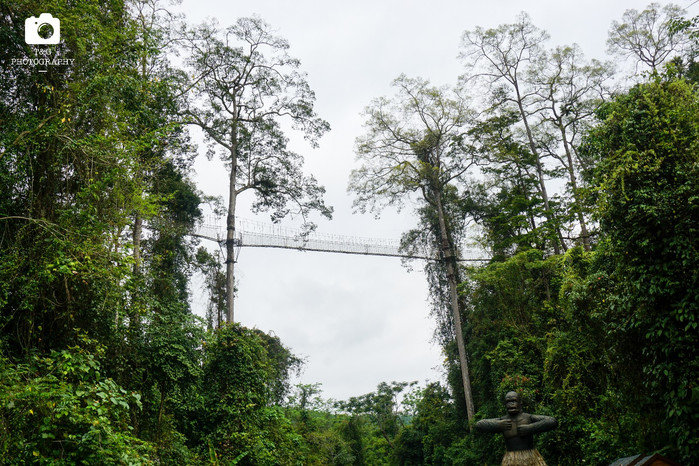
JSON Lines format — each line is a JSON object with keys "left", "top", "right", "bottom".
{"left": 182, "top": 16, "right": 332, "bottom": 323}
{"left": 583, "top": 75, "right": 699, "bottom": 463}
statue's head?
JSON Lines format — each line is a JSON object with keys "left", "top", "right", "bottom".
{"left": 504, "top": 391, "right": 521, "bottom": 415}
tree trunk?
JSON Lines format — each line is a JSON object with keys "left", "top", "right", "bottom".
{"left": 435, "top": 192, "right": 476, "bottom": 425}
{"left": 128, "top": 213, "right": 143, "bottom": 329}
{"left": 133, "top": 213, "right": 142, "bottom": 274}
{"left": 157, "top": 389, "right": 165, "bottom": 437}
{"left": 225, "top": 128, "right": 238, "bottom": 323}
{"left": 513, "top": 83, "right": 563, "bottom": 255}
{"left": 560, "top": 128, "right": 590, "bottom": 251}
{"left": 225, "top": 207, "right": 236, "bottom": 324}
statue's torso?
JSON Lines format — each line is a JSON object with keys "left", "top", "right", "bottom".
{"left": 501, "top": 413, "right": 535, "bottom": 451}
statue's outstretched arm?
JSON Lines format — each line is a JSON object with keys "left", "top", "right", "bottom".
{"left": 475, "top": 417, "right": 508, "bottom": 433}
{"left": 519, "top": 414, "right": 557, "bottom": 435}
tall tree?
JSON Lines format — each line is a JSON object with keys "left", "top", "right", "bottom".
{"left": 529, "top": 44, "right": 614, "bottom": 250}
{"left": 127, "top": 0, "right": 189, "bottom": 277}
{"left": 0, "top": 0, "right": 161, "bottom": 353}
{"left": 181, "top": 16, "right": 332, "bottom": 323}
{"left": 462, "top": 15, "right": 615, "bottom": 253}
{"left": 349, "top": 75, "right": 477, "bottom": 423}
{"left": 607, "top": 2, "right": 689, "bottom": 72}
{"left": 461, "top": 13, "right": 565, "bottom": 254}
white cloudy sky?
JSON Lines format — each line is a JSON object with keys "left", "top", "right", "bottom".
{"left": 174, "top": 0, "right": 696, "bottom": 402}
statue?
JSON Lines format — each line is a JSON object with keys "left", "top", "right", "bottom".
{"left": 475, "top": 391, "right": 557, "bottom": 466}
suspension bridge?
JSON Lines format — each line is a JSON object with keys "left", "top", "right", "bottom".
{"left": 193, "top": 216, "right": 491, "bottom": 262}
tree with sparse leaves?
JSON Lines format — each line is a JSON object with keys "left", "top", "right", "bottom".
{"left": 607, "top": 2, "right": 689, "bottom": 72}
{"left": 181, "top": 16, "right": 332, "bottom": 323}
{"left": 349, "top": 75, "right": 478, "bottom": 423}
{"left": 461, "top": 13, "right": 566, "bottom": 255}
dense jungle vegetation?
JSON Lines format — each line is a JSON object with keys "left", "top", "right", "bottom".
{"left": 1, "top": 1, "right": 697, "bottom": 464}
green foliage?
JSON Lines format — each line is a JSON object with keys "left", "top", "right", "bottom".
{"left": 193, "top": 324, "right": 302, "bottom": 465}
{"left": 465, "top": 113, "right": 562, "bottom": 257}
{"left": 449, "top": 71, "right": 699, "bottom": 464}
{"left": 584, "top": 75, "right": 699, "bottom": 463}
{"left": 0, "top": 342, "right": 154, "bottom": 464}
{"left": 393, "top": 382, "right": 462, "bottom": 465}
{"left": 340, "top": 381, "right": 417, "bottom": 454}
{"left": 254, "top": 330, "right": 304, "bottom": 405}
{"left": 283, "top": 384, "right": 362, "bottom": 465}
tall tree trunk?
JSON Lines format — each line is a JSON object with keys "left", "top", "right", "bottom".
{"left": 435, "top": 192, "right": 475, "bottom": 425}
{"left": 513, "top": 83, "right": 563, "bottom": 254}
{"left": 225, "top": 129, "right": 238, "bottom": 323}
{"left": 560, "top": 128, "right": 590, "bottom": 251}
{"left": 133, "top": 213, "right": 142, "bottom": 274}
{"left": 157, "top": 389, "right": 165, "bottom": 438}
{"left": 128, "top": 40, "right": 148, "bottom": 329}
{"left": 128, "top": 212, "right": 143, "bottom": 328}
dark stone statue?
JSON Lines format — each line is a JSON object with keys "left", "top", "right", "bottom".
{"left": 475, "top": 391, "right": 557, "bottom": 466}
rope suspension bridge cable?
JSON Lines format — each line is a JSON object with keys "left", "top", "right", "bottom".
{"left": 192, "top": 215, "right": 490, "bottom": 263}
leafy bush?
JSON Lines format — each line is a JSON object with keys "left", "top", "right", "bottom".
{"left": 0, "top": 342, "right": 154, "bottom": 464}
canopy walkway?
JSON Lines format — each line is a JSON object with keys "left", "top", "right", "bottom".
{"left": 193, "top": 216, "right": 490, "bottom": 262}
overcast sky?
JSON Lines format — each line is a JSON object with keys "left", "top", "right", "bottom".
{"left": 175, "top": 0, "right": 697, "bottom": 402}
